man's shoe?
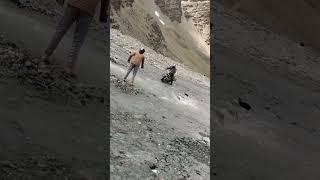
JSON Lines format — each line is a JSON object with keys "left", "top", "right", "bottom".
{"left": 64, "top": 65, "right": 77, "bottom": 80}
{"left": 41, "top": 54, "right": 50, "bottom": 64}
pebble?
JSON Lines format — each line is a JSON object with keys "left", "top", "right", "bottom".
{"left": 151, "top": 169, "right": 159, "bottom": 174}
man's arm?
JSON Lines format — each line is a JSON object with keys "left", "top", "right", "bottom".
{"left": 141, "top": 57, "right": 145, "bottom": 69}
{"left": 100, "top": 0, "right": 109, "bottom": 23}
{"left": 128, "top": 52, "right": 135, "bottom": 63}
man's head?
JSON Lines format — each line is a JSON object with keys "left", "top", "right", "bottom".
{"left": 139, "top": 47, "right": 145, "bottom": 54}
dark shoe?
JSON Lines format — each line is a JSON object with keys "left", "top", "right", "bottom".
{"left": 64, "top": 65, "right": 77, "bottom": 80}
{"left": 41, "top": 54, "right": 50, "bottom": 64}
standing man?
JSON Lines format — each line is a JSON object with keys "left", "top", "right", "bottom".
{"left": 42, "top": 0, "right": 109, "bottom": 78}
{"left": 123, "top": 48, "right": 145, "bottom": 84}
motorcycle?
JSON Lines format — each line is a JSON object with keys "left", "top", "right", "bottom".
{"left": 161, "top": 66, "right": 176, "bottom": 85}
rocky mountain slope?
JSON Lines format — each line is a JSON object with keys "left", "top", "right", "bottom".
{"left": 0, "top": 0, "right": 107, "bottom": 178}
{"left": 110, "top": 1, "right": 211, "bottom": 179}
{"left": 212, "top": 1, "right": 320, "bottom": 179}
{"left": 181, "top": 0, "right": 210, "bottom": 44}
{"left": 110, "top": 28, "right": 210, "bottom": 179}
{"left": 110, "top": 0, "right": 210, "bottom": 76}
{"left": 217, "top": 0, "right": 320, "bottom": 51}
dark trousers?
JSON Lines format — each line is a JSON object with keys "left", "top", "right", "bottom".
{"left": 45, "top": 5, "right": 93, "bottom": 67}
{"left": 124, "top": 64, "right": 139, "bottom": 82}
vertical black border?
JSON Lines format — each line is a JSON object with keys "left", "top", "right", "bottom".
{"left": 210, "top": 0, "right": 217, "bottom": 178}
{"left": 105, "top": 2, "right": 111, "bottom": 179}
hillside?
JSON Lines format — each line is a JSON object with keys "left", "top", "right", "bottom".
{"left": 217, "top": 0, "right": 320, "bottom": 50}
{"left": 213, "top": 1, "right": 320, "bottom": 179}
{"left": 110, "top": 0, "right": 210, "bottom": 76}
{"left": 110, "top": 0, "right": 211, "bottom": 179}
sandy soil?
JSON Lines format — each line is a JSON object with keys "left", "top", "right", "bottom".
{"left": 0, "top": 1, "right": 107, "bottom": 179}
{"left": 213, "top": 2, "right": 320, "bottom": 180}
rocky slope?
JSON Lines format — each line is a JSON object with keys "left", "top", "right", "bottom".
{"left": 216, "top": 0, "right": 320, "bottom": 51}
{"left": 0, "top": 1, "right": 107, "bottom": 179}
{"left": 110, "top": 0, "right": 210, "bottom": 76}
{"left": 181, "top": 0, "right": 210, "bottom": 44}
{"left": 110, "top": 28, "right": 210, "bottom": 179}
{"left": 212, "top": 1, "right": 320, "bottom": 179}
{"left": 212, "top": 2, "right": 320, "bottom": 90}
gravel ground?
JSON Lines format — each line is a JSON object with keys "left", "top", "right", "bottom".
{"left": 212, "top": 2, "right": 320, "bottom": 180}
{"left": 110, "top": 29, "right": 211, "bottom": 179}
{"left": 0, "top": 1, "right": 106, "bottom": 179}
{"left": 0, "top": 33, "right": 106, "bottom": 107}
{"left": 110, "top": 109, "right": 210, "bottom": 180}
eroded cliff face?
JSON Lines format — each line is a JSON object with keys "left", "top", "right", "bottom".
{"left": 154, "top": 0, "right": 183, "bottom": 23}
{"left": 181, "top": 0, "right": 210, "bottom": 44}
{"left": 110, "top": 0, "right": 210, "bottom": 75}
{"left": 110, "top": 1, "right": 167, "bottom": 54}
{"left": 153, "top": 0, "right": 210, "bottom": 44}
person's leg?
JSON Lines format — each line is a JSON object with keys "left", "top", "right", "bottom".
{"left": 131, "top": 65, "right": 139, "bottom": 83}
{"left": 170, "top": 73, "right": 174, "bottom": 85}
{"left": 44, "top": 6, "right": 78, "bottom": 59}
{"left": 124, "top": 64, "right": 134, "bottom": 80}
{"left": 66, "top": 11, "right": 93, "bottom": 74}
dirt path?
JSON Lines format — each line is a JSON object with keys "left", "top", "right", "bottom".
{"left": 0, "top": 1, "right": 107, "bottom": 179}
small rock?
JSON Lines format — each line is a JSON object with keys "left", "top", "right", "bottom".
{"left": 238, "top": 97, "right": 251, "bottom": 111}
{"left": 290, "top": 122, "right": 297, "bottom": 126}
{"left": 99, "top": 97, "right": 104, "bottom": 103}
{"left": 151, "top": 169, "right": 159, "bottom": 174}
{"left": 149, "top": 164, "right": 157, "bottom": 170}
{"left": 195, "top": 170, "right": 201, "bottom": 175}
{"left": 25, "top": 61, "right": 32, "bottom": 67}
{"left": 119, "top": 150, "right": 125, "bottom": 154}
